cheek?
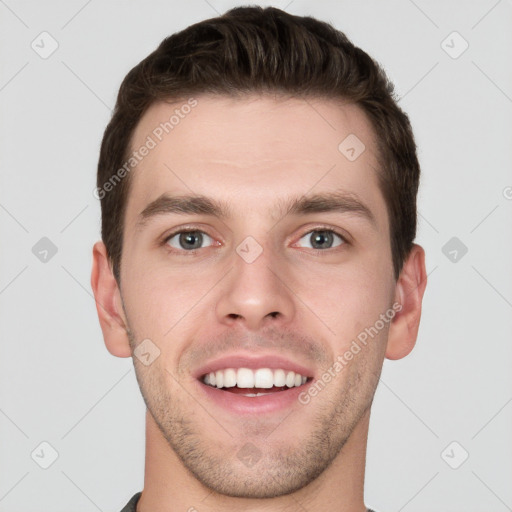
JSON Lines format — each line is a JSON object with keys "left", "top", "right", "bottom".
{"left": 294, "top": 255, "right": 393, "bottom": 347}
{"left": 121, "top": 262, "right": 216, "bottom": 338}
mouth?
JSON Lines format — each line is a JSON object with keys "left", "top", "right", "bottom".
{"left": 193, "top": 355, "right": 314, "bottom": 414}
{"left": 201, "top": 367, "right": 311, "bottom": 396}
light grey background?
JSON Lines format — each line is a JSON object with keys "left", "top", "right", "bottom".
{"left": 1, "top": 1, "right": 511, "bottom": 511}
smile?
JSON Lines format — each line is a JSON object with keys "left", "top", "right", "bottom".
{"left": 202, "top": 367, "right": 310, "bottom": 396}
{"left": 194, "top": 354, "right": 315, "bottom": 414}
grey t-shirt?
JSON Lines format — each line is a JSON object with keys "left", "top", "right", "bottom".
{"left": 120, "top": 492, "right": 378, "bottom": 512}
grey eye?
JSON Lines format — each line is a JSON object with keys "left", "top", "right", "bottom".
{"left": 297, "top": 230, "right": 344, "bottom": 250}
{"left": 167, "top": 231, "right": 213, "bottom": 251}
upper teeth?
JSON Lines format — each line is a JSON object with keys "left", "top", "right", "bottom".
{"left": 203, "top": 368, "right": 308, "bottom": 389}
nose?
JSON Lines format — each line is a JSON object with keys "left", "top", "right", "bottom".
{"left": 215, "top": 240, "right": 296, "bottom": 331}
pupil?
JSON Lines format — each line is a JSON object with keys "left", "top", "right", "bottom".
{"left": 312, "top": 231, "right": 332, "bottom": 249}
{"left": 180, "top": 231, "right": 202, "bottom": 250}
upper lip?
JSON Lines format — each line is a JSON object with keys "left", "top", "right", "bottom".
{"left": 192, "top": 352, "right": 315, "bottom": 380}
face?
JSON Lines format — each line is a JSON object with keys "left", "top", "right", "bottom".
{"left": 118, "top": 95, "right": 397, "bottom": 498}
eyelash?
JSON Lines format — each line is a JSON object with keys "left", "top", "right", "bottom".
{"left": 162, "top": 226, "right": 349, "bottom": 255}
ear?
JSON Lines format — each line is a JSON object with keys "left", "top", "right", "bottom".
{"left": 90, "top": 241, "right": 132, "bottom": 358}
{"left": 386, "top": 244, "right": 427, "bottom": 360}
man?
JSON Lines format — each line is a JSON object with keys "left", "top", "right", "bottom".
{"left": 91, "top": 6, "right": 426, "bottom": 512}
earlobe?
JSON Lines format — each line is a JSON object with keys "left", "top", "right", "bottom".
{"left": 385, "top": 244, "right": 427, "bottom": 360}
{"left": 90, "top": 241, "right": 132, "bottom": 358}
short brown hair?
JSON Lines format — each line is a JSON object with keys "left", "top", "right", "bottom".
{"left": 97, "top": 6, "right": 420, "bottom": 281}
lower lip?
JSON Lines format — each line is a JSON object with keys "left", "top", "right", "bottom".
{"left": 196, "top": 380, "right": 312, "bottom": 415}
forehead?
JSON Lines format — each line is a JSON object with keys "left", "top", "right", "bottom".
{"left": 125, "top": 94, "right": 386, "bottom": 226}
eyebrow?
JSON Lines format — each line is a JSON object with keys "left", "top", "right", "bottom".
{"left": 137, "top": 191, "right": 376, "bottom": 228}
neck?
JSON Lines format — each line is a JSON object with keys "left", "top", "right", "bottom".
{"left": 137, "top": 408, "right": 371, "bottom": 512}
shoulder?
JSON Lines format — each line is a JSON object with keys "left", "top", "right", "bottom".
{"left": 119, "top": 492, "right": 142, "bottom": 512}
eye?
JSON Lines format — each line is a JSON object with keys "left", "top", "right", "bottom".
{"left": 296, "top": 229, "right": 345, "bottom": 250}
{"left": 165, "top": 230, "right": 215, "bottom": 251}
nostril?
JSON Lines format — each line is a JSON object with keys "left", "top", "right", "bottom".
{"left": 226, "top": 312, "right": 279, "bottom": 321}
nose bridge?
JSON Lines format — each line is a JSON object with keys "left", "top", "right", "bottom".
{"left": 215, "top": 235, "right": 295, "bottom": 329}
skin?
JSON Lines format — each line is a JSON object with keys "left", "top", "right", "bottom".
{"left": 91, "top": 94, "right": 427, "bottom": 512}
